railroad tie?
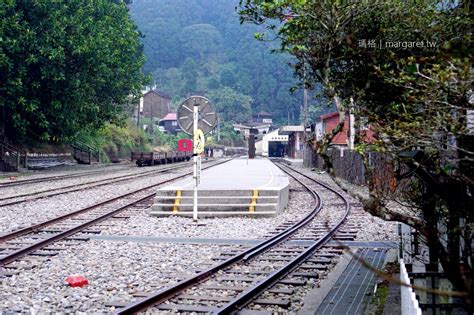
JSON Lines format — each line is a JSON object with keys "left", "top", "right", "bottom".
{"left": 248, "top": 189, "right": 259, "bottom": 212}
{"left": 172, "top": 190, "right": 182, "bottom": 213}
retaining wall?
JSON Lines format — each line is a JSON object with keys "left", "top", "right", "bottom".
{"left": 303, "top": 145, "right": 398, "bottom": 189}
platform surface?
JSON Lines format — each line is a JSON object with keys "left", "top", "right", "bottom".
{"left": 163, "top": 157, "right": 288, "bottom": 190}
{"left": 151, "top": 157, "right": 289, "bottom": 217}
{"left": 314, "top": 248, "right": 387, "bottom": 315}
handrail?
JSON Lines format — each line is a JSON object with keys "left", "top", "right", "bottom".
{"left": 71, "top": 141, "right": 100, "bottom": 163}
{"left": 0, "top": 141, "right": 24, "bottom": 154}
{"left": 0, "top": 141, "right": 27, "bottom": 170}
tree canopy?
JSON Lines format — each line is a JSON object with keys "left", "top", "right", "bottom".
{"left": 0, "top": 0, "right": 147, "bottom": 143}
{"left": 239, "top": 0, "right": 473, "bottom": 308}
{"left": 129, "top": 0, "right": 306, "bottom": 124}
{"left": 207, "top": 87, "right": 253, "bottom": 122}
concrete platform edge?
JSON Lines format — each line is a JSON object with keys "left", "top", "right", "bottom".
{"left": 299, "top": 252, "right": 353, "bottom": 315}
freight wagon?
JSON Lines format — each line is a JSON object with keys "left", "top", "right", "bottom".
{"left": 130, "top": 151, "right": 191, "bottom": 167}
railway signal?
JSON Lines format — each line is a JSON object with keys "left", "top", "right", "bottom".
{"left": 177, "top": 96, "right": 217, "bottom": 222}
{"left": 177, "top": 96, "right": 217, "bottom": 135}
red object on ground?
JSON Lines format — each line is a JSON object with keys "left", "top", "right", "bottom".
{"left": 177, "top": 139, "right": 193, "bottom": 152}
{"left": 9, "top": 176, "right": 17, "bottom": 180}
{"left": 65, "top": 275, "right": 89, "bottom": 288}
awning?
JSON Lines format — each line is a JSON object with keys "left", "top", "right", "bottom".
{"left": 278, "top": 125, "right": 304, "bottom": 135}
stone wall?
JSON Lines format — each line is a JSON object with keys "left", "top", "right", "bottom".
{"left": 303, "top": 144, "right": 319, "bottom": 168}
{"left": 303, "top": 145, "right": 397, "bottom": 189}
{"left": 329, "top": 148, "right": 367, "bottom": 185}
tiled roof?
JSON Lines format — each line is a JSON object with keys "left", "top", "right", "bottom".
{"left": 144, "top": 89, "right": 171, "bottom": 99}
{"left": 160, "top": 113, "right": 177, "bottom": 121}
{"left": 320, "top": 111, "right": 340, "bottom": 120}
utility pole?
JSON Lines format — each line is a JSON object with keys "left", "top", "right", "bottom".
{"left": 348, "top": 97, "right": 355, "bottom": 150}
{"left": 137, "top": 96, "right": 143, "bottom": 129}
{"left": 217, "top": 116, "right": 221, "bottom": 142}
{"left": 193, "top": 103, "right": 199, "bottom": 222}
{"left": 303, "top": 66, "right": 308, "bottom": 141}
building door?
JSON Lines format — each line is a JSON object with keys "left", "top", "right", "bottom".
{"left": 268, "top": 141, "right": 286, "bottom": 157}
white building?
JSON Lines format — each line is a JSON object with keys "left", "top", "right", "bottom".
{"left": 258, "top": 129, "right": 289, "bottom": 157}
{"left": 233, "top": 123, "right": 272, "bottom": 137}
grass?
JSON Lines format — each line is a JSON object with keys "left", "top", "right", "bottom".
{"left": 372, "top": 281, "right": 389, "bottom": 315}
{"left": 370, "top": 261, "right": 399, "bottom": 315}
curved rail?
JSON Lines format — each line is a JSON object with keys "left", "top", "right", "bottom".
{"left": 0, "top": 159, "right": 231, "bottom": 266}
{"left": 116, "top": 160, "right": 350, "bottom": 314}
{"left": 215, "top": 161, "right": 350, "bottom": 313}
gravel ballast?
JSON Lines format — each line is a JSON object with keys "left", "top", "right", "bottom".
{"left": 0, "top": 240, "right": 231, "bottom": 313}
{"left": 0, "top": 163, "right": 199, "bottom": 233}
{"left": 0, "top": 159, "right": 398, "bottom": 314}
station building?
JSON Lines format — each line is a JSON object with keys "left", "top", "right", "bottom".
{"left": 256, "top": 129, "right": 288, "bottom": 157}
{"left": 278, "top": 125, "right": 305, "bottom": 159}
{"left": 233, "top": 111, "right": 274, "bottom": 138}
{"left": 233, "top": 122, "right": 272, "bottom": 138}
{"left": 253, "top": 125, "right": 305, "bottom": 158}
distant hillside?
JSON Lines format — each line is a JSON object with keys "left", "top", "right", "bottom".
{"left": 129, "top": 0, "right": 305, "bottom": 125}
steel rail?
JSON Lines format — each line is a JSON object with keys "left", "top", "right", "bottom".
{"left": 0, "top": 165, "right": 133, "bottom": 188}
{"left": 0, "top": 194, "right": 152, "bottom": 266}
{"left": 0, "top": 162, "right": 200, "bottom": 207}
{"left": 0, "top": 159, "right": 231, "bottom": 265}
{"left": 115, "top": 160, "right": 324, "bottom": 314}
{"left": 214, "top": 161, "right": 350, "bottom": 314}
{"left": 0, "top": 173, "right": 176, "bottom": 243}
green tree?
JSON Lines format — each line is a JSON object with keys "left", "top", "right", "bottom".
{"left": 207, "top": 75, "right": 221, "bottom": 90}
{"left": 218, "top": 121, "right": 245, "bottom": 147}
{"left": 179, "top": 24, "right": 222, "bottom": 61}
{"left": 180, "top": 58, "right": 198, "bottom": 96}
{"left": 128, "top": 0, "right": 303, "bottom": 122}
{"left": 239, "top": 0, "right": 473, "bottom": 308}
{"left": 220, "top": 67, "right": 236, "bottom": 87}
{"left": 163, "top": 67, "right": 183, "bottom": 100}
{"left": 208, "top": 87, "right": 252, "bottom": 122}
{"left": 0, "top": 0, "right": 148, "bottom": 143}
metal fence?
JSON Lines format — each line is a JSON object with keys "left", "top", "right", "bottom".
{"left": 400, "top": 259, "right": 422, "bottom": 315}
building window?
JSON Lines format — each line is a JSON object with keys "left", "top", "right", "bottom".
{"left": 171, "top": 121, "right": 177, "bottom": 126}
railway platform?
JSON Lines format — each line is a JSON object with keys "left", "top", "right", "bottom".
{"left": 151, "top": 157, "right": 289, "bottom": 217}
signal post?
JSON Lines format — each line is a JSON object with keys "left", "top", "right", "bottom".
{"left": 176, "top": 96, "right": 217, "bottom": 222}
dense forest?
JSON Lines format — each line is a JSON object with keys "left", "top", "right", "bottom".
{"left": 129, "top": 0, "right": 307, "bottom": 125}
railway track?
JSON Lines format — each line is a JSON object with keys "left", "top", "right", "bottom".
{"left": 113, "top": 160, "right": 350, "bottom": 314}
{"left": 0, "top": 159, "right": 230, "bottom": 267}
{"left": 0, "top": 164, "right": 135, "bottom": 188}
{"left": 0, "top": 161, "right": 208, "bottom": 207}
